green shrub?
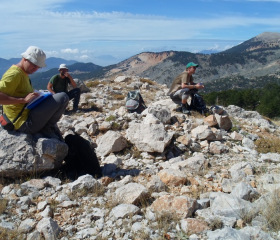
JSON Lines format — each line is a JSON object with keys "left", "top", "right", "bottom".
{"left": 105, "top": 115, "right": 116, "bottom": 122}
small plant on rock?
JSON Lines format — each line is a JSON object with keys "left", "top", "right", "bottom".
{"left": 105, "top": 115, "right": 116, "bottom": 122}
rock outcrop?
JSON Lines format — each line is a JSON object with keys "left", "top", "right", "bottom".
{"left": 0, "top": 130, "right": 68, "bottom": 177}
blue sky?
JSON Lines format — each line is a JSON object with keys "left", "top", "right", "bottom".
{"left": 1, "top": 0, "right": 280, "bottom": 66}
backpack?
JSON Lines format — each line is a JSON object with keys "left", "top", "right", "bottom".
{"left": 191, "top": 93, "right": 208, "bottom": 115}
{"left": 61, "top": 134, "right": 102, "bottom": 179}
{"left": 125, "top": 90, "right": 146, "bottom": 114}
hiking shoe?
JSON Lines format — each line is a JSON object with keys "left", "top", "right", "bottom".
{"left": 175, "top": 106, "right": 182, "bottom": 112}
{"left": 183, "top": 109, "right": 191, "bottom": 115}
{"left": 40, "top": 124, "right": 63, "bottom": 141}
{"left": 181, "top": 104, "right": 191, "bottom": 115}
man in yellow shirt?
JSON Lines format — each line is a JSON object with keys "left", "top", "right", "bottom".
{"left": 0, "top": 46, "right": 69, "bottom": 139}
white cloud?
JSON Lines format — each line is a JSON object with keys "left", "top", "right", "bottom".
{"left": 1, "top": 4, "right": 280, "bottom": 44}
{"left": 0, "top": 0, "right": 69, "bottom": 12}
{"left": 80, "top": 55, "right": 90, "bottom": 60}
{"left": 1, "top": 0, "right": 280, "bottom": 65}
{"left": 45, "top": 50, "right": 59, "bottom": 56}
{"left": 61, "top": 48, "right": 79, "bottom": 54}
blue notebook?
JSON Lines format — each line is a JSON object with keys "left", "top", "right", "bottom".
{"left": 26, "top": 91, "right": 52, "bottom": 109}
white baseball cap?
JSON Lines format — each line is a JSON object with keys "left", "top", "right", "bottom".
{"left": 21, "top": 46, "right": 46, "bottom": 68}
{"left": 58, "top": 64, "right": 68, "bottom": 70}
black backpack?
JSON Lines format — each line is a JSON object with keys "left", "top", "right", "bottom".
{"left": 125, "top": 90, "right": 146, "bottom": 114}
{"left": 191, "top": 93, "right": 208, "bottom": 115}
{"left": 62, "top": 134, "right": 102, "bottom": 179}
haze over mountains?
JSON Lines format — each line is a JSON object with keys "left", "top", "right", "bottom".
{"left": 1, "top": 32, "right": 280, "bottom": 91}
{"left": 102, "top": 32, "right": 280, "bottom": 92}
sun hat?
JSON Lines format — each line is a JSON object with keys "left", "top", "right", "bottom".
{"left": 186, "top": 62, "right": 199, "bottom": 69}
{"left": 58, "top": 64, "right": 68, "bottom": 70}
{"left": 21, "top": 46, "right": 46, "bottom": 68}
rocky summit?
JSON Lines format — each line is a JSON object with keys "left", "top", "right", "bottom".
{"left": 0, "top": 76, "right": 280, "bottom": 240}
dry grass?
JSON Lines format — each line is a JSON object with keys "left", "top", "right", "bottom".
{"left": 131, "top": 146, "right": 142, "bottom": 159}
{"left": 208, "top": 218, "right": 223, "bottom": 230}
{"left": 189, "top": 185, "right": 208, "bottom": 200}
{"left": 0, "top": 198, "right": 8, "bottom": 215}
{"left": 49, "top": 199, "right": 60, "bottom": 213}
{"left": 112, "top": 94, "right": 125, "bottom": 100}
{"left": 69, "top": 184, "right": 106, "bottom": 200}
{"left": 238, "top": 208, "right": 255, "bottom": 227}
{"left": 108, "top": 103, "right": 124, "bottom": 111}
{"left": 0, "top": 227, "right": 25, "bottom": 240}
{"left": 140, "top": 78, "right": 156, "bottom": 85}
{"left": 86, "top": 80, "right": 101, "bottom": 88}
{"left": 272, "top": 119, "right": 280, "bottom": 127}
{"left": 155, "top": 212, "right": 181, "bottom": 239}
{"left": 141, "top": 90, "right": 158, "bottom": 103}
{"left": 261, "top": 189, "right": 280, "bottom": 232}
{"left": 255, "top": 136, "right": 280, "bottom": 154}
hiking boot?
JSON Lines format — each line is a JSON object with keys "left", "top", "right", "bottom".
{"left": 40, "top": 124, "right": 63, "bottom": 141}
{"left": 175, "top": 105, "right": 182, "bottom": 112}
{"left": 72, "top": 106, "right": 81, "bottom": 113}
{"left": 181, "top": 104, "right": 191, "bottom": 115}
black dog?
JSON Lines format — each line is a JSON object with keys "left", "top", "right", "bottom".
{"left": 62, "top": 134, "right": 102, "bottom": 179}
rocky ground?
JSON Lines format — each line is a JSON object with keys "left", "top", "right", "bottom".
{"left": 0, "top": 76, "right": 280, "bottom": 240}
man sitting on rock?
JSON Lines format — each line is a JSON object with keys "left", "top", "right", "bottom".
{"left": 47, "top": 64, "right": 81, "bottom": 112}
{"left": 0, "top": 46, "right": 69, "bottom": 139}
{"left": 167, "top": 62, "right": 204, "bottom": 115}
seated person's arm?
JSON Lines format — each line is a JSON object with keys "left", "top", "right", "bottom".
{"left": 181, "top": 82, "right": 204, "bottom": 90}
{"left": 47, "top": 82, "right": 56, "bottom": 94}
{"left": 0, "top": 91, "right": 39, "bottom": 105}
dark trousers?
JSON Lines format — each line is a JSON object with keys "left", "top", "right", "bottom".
{"left": 67, "top": 88, "right": 81, "bottom": 110}
{"left": 18, "top": 92, "right": 69, "bottom": 134}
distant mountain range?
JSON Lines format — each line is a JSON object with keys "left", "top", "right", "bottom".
{"left": 1, "top": 32, "right": 280, "bottom": 92}
{"left": 98, "top": 32, "right": 280, "bottom": 93}
{"left": 0, "top": 57, "right": 102, "bottom": 89}
{"left": 29, "top": 62, "right": 103, "bottom": 89}
{"left": 0, "top": 57, "right": 79, "bottom": 77}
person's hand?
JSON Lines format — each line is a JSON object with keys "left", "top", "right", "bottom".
{"left": 24, "top": 92, "right": 40, "bottom": 103}
{"left": 64, "top": 72, "right": 71, "bottom": 78}
{"left": 195, "top": 83, "right": 204, "bottom": 89}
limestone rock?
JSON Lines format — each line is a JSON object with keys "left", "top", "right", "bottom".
{"left": 151, "top": 195, "right": 198, "bottom": 219}
{"left": 126, "top": 122, "right": 173, "bottom": 153}
{"left": 0, "top": 129, "right": 68, "bottom": 178}
{"left": 96, "top": 130, "right": 127, "bottom": 157}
